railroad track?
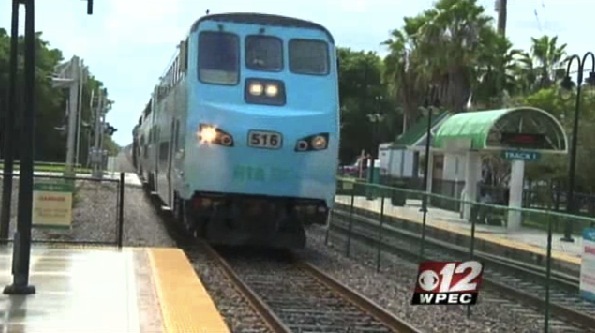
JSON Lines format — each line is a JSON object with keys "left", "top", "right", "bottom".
{"left": 197, "top": 240, "right": 422, "bottom": 333}
{"left": 329, "top": 207, "right": 595, "bottom": 332}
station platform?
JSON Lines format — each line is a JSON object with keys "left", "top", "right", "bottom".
{"left": 0, "top": 245, "right": 229, "bottom": 333}
{"left": 335, "top": 195, "right": 584, "bottom": 273}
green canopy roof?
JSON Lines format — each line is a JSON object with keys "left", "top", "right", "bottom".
{"left": 433, "top": 107, "right": 567, "bottom": 152}
{"left": 395, "top": 111, "right": 450, "bottom": 146}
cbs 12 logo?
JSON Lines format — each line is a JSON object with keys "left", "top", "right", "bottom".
{"left": 411, "top": 261, "right": 484, "bottom": 305}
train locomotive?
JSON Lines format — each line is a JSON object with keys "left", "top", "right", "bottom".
{"left": 132, "top": 12, "right": 339, "bottom": 248}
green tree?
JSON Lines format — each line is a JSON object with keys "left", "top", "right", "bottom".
{"left": 337, "top": 48, "right": 396, "bottom": 164}
{"left": 523, "top": 87, "right": 595, "bottom": 192}
{"left": 0, "top": 29, "right": 116, "bottom": 166}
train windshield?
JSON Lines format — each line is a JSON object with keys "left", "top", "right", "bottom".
{"left": 198, "top": 31, "right": 240, "bottom": 85}
{"left": 245, "top": 36, "right": 283, "bottom": 71}
{"left": 289, "top": 39, "right": 329, "bottom": 75}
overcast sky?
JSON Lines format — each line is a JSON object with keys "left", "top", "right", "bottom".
{"left": 0, "top": 0, "right": 591, "bottom": 146}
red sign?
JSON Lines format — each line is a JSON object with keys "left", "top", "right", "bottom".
{"left": 411, "top": 261, "right": 484, "bottom": 305}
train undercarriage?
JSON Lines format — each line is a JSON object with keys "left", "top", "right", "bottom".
{"left": 141, "top": 172, "right": 329, "bottom": 249}
{"left": 173, "top": 192, "right": 329, "bottom": 249}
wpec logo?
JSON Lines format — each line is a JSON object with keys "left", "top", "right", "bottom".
{"left": 411, "top": 261, "right": 485, "bottom": 305}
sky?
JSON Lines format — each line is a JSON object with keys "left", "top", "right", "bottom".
{"left": 0, "top": 0, "right": 592, "bottom": 146}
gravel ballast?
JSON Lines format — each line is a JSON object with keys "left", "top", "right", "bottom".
{"left": 0, "top": 179, "right": 175, "bottom": 248}
{"left": 0, "top": 153, "right": 175, "bottom": 248}
{"left": 302, "top": 224, "right": 587, "bottom": 333}
{"left": 187, "top": 248, "right": 273, "bottom": 333}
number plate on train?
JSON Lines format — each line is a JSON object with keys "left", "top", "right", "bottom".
{"left": 248, "top": 130, "right": 282, "bottom": 149}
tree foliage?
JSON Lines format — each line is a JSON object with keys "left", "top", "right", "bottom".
{"left": 0, "top": 28, "right": 118, "bottom": 164}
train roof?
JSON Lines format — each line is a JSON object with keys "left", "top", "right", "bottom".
{"left": 190, "top": 12, "right": 334, "bottom": 43}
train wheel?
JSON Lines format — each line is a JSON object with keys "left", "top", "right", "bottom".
{"left": 181, "top": 202, "right": 198, "bottom": 238}
{"left": 172, "top": 194, "right": 182, "bottom": 221}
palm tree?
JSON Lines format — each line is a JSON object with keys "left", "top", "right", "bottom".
{"left": 519, "top": 35, "right": 568, "bottom": 92}
{"left": 382, "top": 29, "right": 424, "bottom": 131}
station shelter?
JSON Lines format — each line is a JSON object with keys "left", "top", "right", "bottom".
{"left": 431, "top": 107, "right": 568, "bottom": 230}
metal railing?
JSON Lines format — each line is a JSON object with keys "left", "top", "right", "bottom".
{"left": 0, "top": 172, "right": 126, "bottom": 248}
{"left": 328, "top": 177, "right": 595, "bottom": 332}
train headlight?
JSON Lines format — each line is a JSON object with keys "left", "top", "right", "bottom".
{"left": 198, "top": 126, "right": 217, "bottom": 143}
{"left": 197, "top": 124, "right": 234, "bottom": 147}
{"left": 245, "top": 78, "right": 286, "bottom": 106}
{"left": 248, "top": 82, "right": 263, "bottom": 96}
{"left": 294, "top": 133, "right": 329, "bottom": 152}
{"left": 311, "top": 135, "right": 327, "bottom": 150}
{"left": 265, "top": 84, "right": 278, "bottom": 97}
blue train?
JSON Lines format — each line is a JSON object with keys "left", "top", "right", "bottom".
{"left": 132, "top": 12, "right": 340, "bottom": 248}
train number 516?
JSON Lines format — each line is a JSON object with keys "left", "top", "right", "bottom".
{"left": 248, "top": 130, "right": 282, "bottom": 149}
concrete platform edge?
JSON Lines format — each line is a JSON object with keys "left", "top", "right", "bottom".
{"left": 147, "top": 248, "right": 230, "bottom": 333}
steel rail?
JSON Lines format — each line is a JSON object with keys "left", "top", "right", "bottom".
{"left": 330, "top": 210, "right": 595, "bottom": 331}
{"left": 296, "top": 259, "right": 425, "bottom": 333}
{"left": 198, "top": 240, "right": 292, "bottom": 333}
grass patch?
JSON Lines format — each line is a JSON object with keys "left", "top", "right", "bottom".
{"left": 0, "top": 165, "right": 93, "bottom": 174}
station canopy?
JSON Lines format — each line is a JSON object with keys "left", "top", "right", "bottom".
{"left": 432, "top": 107, "right": 568, "bottom": 153}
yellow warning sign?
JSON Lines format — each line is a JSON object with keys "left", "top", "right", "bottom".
{"left": 32, "top": 181, "right": 74, "bottom": 228}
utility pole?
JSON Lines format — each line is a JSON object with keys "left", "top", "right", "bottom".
{"left": 65, "top": 56, "right": 80, "bottom": 176}
{"left": 495, "top": 0, "right": 508, "bottom": 106}
{"left": 75, "top": 61, "right": 87, "bottom": 167}
{"left": 496, "top": 0, "right": 508, "bottom": 37}
{"left": 51, "top": 56, "right": 82, "bottom": 175}
{"left": 86, "top": 89, "right": 95, "bottom": 167}
{"left": 92, "top": 89, "right": 105, "bottom": 178}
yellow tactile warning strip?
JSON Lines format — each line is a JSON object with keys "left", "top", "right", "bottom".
{"left": 339, "top": 197, "right": 581, "bottom": 265}
{"left": 148, "top": 248, "right": 230, "bottom": 333}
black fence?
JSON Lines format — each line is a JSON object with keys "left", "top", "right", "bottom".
{"left": 0, "top": 172, "right": 125, "bottom": 248}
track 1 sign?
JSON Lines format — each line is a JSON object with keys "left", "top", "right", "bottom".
{"left": 501, "top": 150, "right": 541, "bottom": 161}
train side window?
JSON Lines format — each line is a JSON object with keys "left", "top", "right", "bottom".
{"left": 174, "top": 120, "right": 181, "bottom": 151}
{"left": 289, "top": 39, "right": 330, "bottom": 76}
{"left": 198, "top": 31, "right": 240, "bottom": 85}
{"left": 159, "top": 142, "right": 169, "bottom": 161}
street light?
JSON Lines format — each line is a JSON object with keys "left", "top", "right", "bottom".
{"left": 419, "top": 84, "right": 441, "bottom": 260}
{"left": 559, "top": 52, "right": 595, "bottom": 243}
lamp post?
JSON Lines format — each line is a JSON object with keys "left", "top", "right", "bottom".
{"left": 419, "top": 84, "right": 440, "bottom": 260}
{"left": 0, "top": 0, "right": 21, "bottom": 241}
{"left": 559, "top": 52, "right": 595, "bottom": 243}
{"left": 4, "top": 0, "right": 95, "bottom": 296}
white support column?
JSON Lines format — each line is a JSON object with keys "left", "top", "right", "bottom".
{"left": 463, "top": 151, "right": 480, "bottom": 221}
{"left": 507, "top": 160, "right": 525, "bottom": 230}
{"left": 426, "top": 153, "right": 434, "bottom": 192}
{"left": 399, "top": 150, "right": 405, "bottom": 176}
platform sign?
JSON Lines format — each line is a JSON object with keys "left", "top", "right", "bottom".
{"left": 580, "top": 228, "right": 595, "bottom": 303}
{"left": 32, "top": 181, "right": 74, "bottom": 228}
{"left": 501, "top": 150, "right": 541, "bottom": 161}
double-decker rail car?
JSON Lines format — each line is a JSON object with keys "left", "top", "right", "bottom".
{"left": 137, "top": 99, "right": 157, "bottom": 186}
{"left": 135, "top": 12, "right": 339, "bottom": 248}
{"left": 131, "top": 119, "right": 141, "bottom": 171}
